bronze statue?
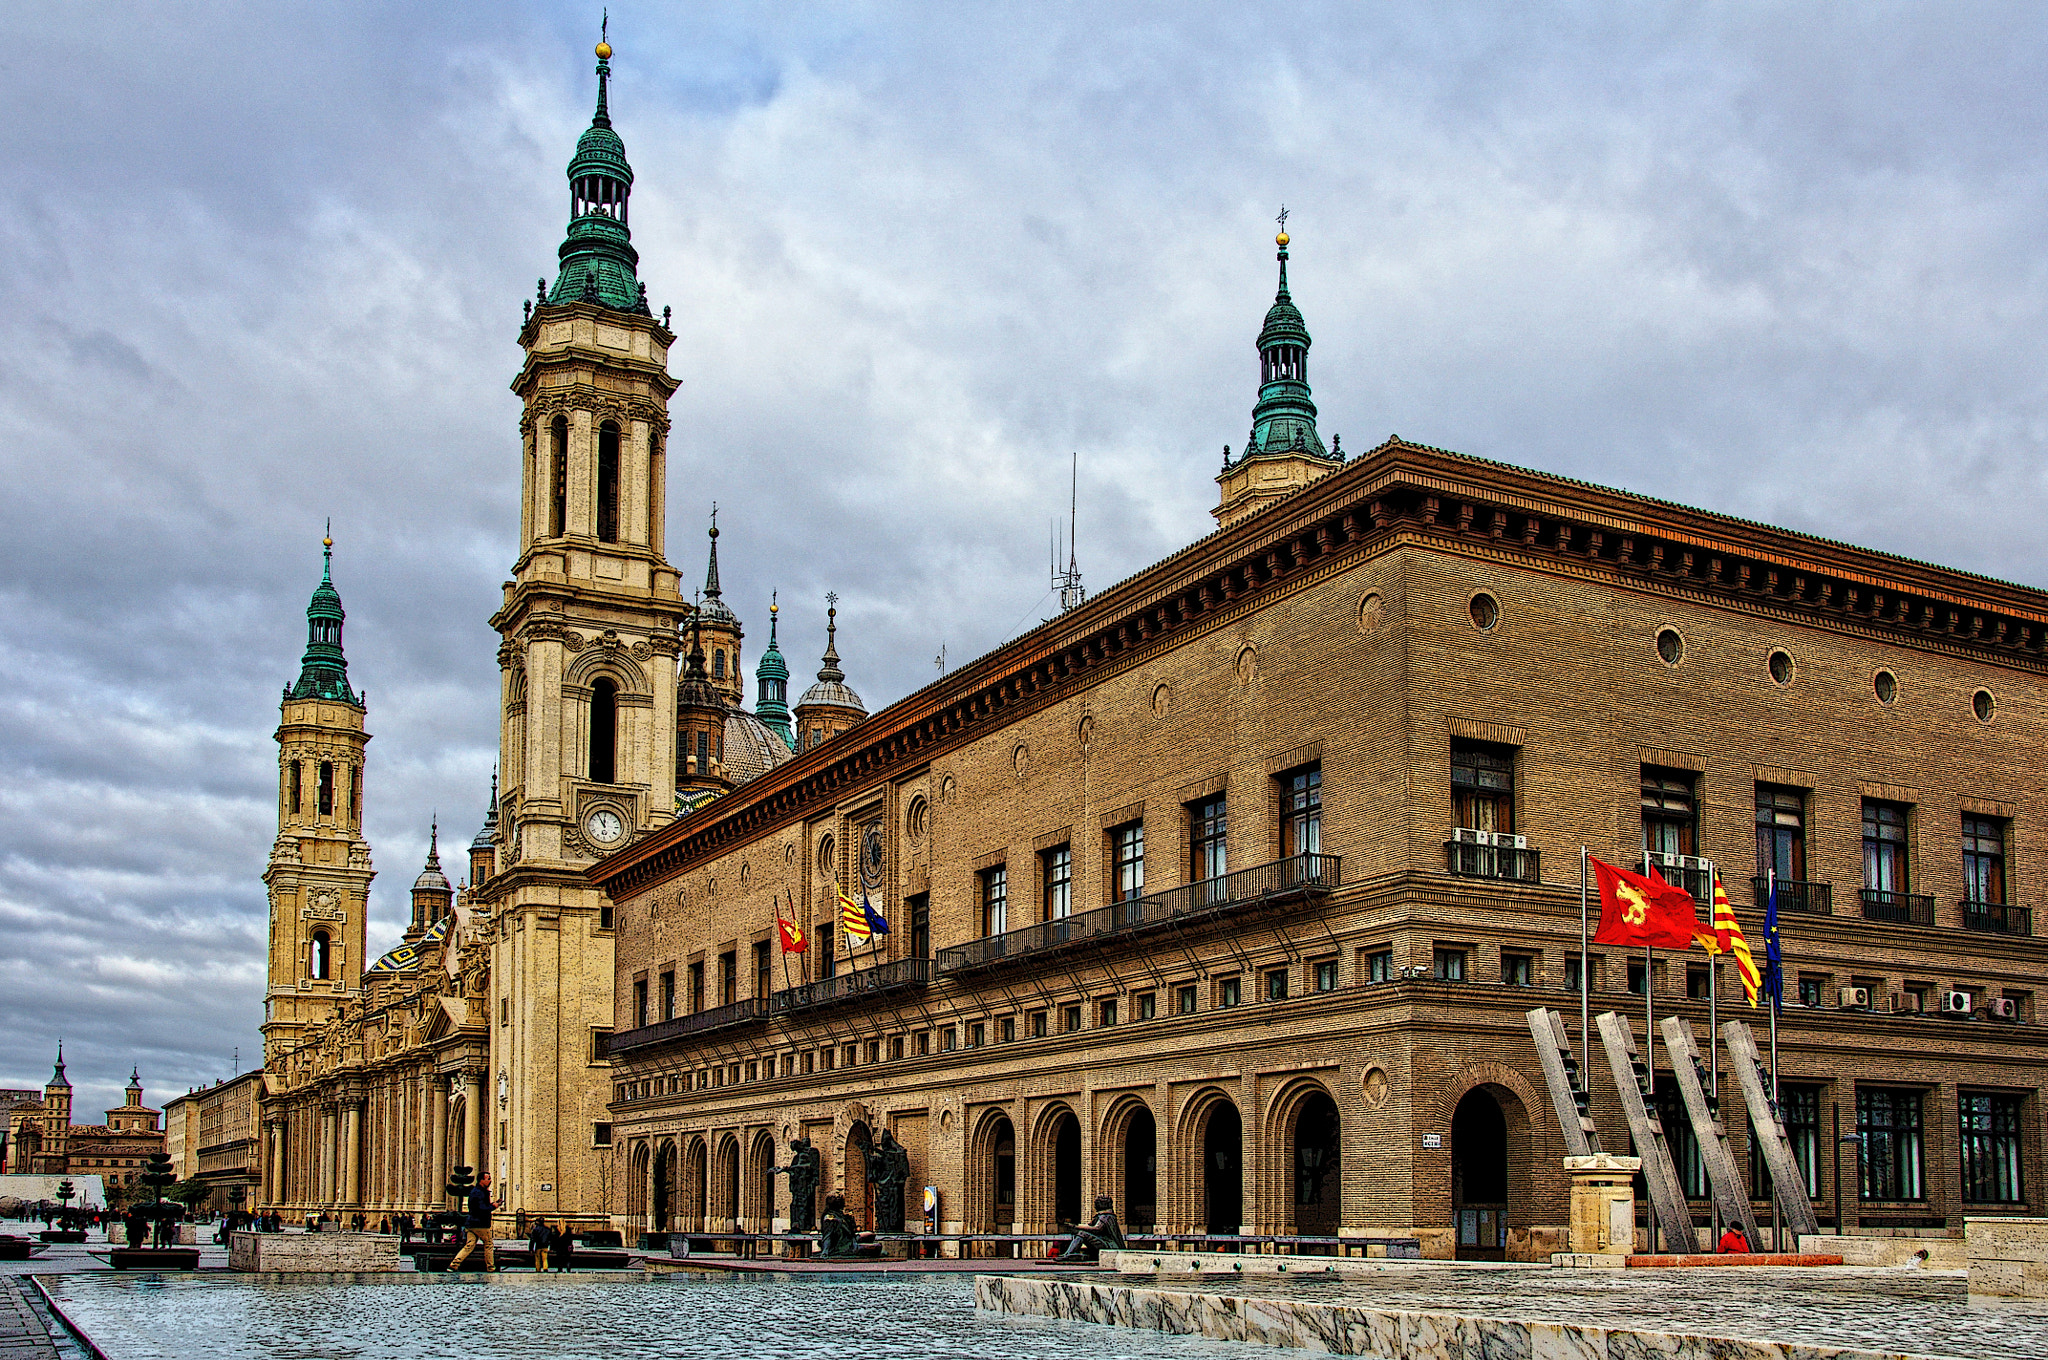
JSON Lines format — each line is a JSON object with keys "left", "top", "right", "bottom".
{"left": 866, "top": 1128, "right": 912, "bottom": 1234}
{"left": 817, "top": 1193, "right": 873, "bottom": 1258}
{"left": 771, "top": 1137, "right": 821, "bottom": 1233}
{"left": 1056, "top": 1196, "right": 1127, "bottom": 1262}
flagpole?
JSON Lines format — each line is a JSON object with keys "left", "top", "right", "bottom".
{"left": 1768, "top": 866, "right": 1782, "bottom": 1248}
{"left": 1707, "top": 857, "right": 1720, "bottom": 1251}
{"left": 1578, "top": 847, "right": 1590, "bottom": 1087}
{"left": 1641, "top": 849, "right": 1653, "bottom": 1100}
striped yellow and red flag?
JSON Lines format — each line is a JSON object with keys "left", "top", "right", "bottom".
{"left": 838, "top": 886, "right": 871, "bottom": 944}
{"left": 1703, "top": 875, "right": 1761, "bottom": 1006}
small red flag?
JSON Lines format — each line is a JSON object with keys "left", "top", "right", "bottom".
{"left": 1590, "top": 856, "right": 1702, "bottom": 949}
{"left": 776, "top": 917, "right": 807, "bottom": 953}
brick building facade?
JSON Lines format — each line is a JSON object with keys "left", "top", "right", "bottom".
{"left": 591, "top": 249, "right": 2047, "bottom": 1256}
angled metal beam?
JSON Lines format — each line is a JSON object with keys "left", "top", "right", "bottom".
{"left": 1525, "top": 1008, "right": 1597, "bottom": 1156}
{"left": 1720, "top": 1019, "right": 1823, "bottom": 1241}
{"left": 1594, "top": 1010, "right": 1694, "bottom": 1250}
{"left": 1659, "top": 1015, "right": 1763, "bottom": 1250}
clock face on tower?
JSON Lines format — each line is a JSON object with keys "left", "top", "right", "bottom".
{"left": 584, "top": 808, "right": 625, "bottom": 846}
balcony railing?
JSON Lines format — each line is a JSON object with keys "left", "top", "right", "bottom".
{"left": 1443, "top": 836, "right": 1540, "bottom": 884}
{"left": 604, "top": 998, "right": 765, "bottom": 1057}
{"left": 769, "top": 957, "right": 931, "bottom": 1016}
{"left": 1750, "top": 876, "right": 1832, "bottom": 915}
{"left": 1961, "top": 900, "right": 2033, "bottom": 937}
{"left": 936, "top": 853, "right": 1341, "bottom": 976}
{"left": 1860, "top": 888, "right": 1935, "bottom": 926}
{"left": 1645, "top": 852, "right": 1713, "bottom": 904}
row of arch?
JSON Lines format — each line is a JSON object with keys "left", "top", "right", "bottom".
{"left": 621, "top": 1079, "right": 1532, "bottom": 1258}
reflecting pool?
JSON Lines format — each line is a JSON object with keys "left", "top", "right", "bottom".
{"left": 39, "top": 1271, "right": 1261, "bottom": 1360}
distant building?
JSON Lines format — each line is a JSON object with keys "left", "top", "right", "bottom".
{"left": 5, "top": 1053, "right": 164, "bottom": 1197}
{"left": 161, "top": 1071, "right": 264, "bottom": 1213}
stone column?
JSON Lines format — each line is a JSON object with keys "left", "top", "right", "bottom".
{"left": 463, "top": 1071, "right": 485, "bottom": 1180}
{"left": 429, "top": 1075, "right": 448, "bottom": 1206}
{"left": 343, "top": 1102, "right": 363, "bottom": 1206}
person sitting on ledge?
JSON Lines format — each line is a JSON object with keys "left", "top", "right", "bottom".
{"left": 1056, "top": 1196, "right": 1128, "bottom": 1262}
{"left": 1717, "top": 1227, "right": 1749, "bottom": 1254}
{"left": 817, "top": 1194, "right": 882, "bottom": 1259}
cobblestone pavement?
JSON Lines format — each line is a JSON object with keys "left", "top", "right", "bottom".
{"left": 0, "top": 1276, "right": 62, "bottom": 1360}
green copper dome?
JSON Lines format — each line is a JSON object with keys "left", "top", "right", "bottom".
{"left": 1229, "top": 235, "right": 1334, "bottom": 469}
{"left": 546, "top": 47, "right": 651, "bottom": 315}
{"left": 754, "top": 596, "right": 794, "bottom": 750}
{"left": 287, "top": 536, "right": 362, "bottom": 708}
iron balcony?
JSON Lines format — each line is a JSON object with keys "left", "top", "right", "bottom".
{"left": 1860, "top": 888, "right": 1936, "bottom": 926}
{"left": 1750, "top": 876, "right": 1832, "bottom": 915}
{"left": 603, "top": 997, "right": 766, "bottom": 1057}
{"left": 936, "top": 852, "right": 1341, "bottom": 976}
{"left": 768, "top": 957, "right": 931, "bottom": 1016}
{"left": 1960, "top": 899, "right": 2033, "bottom": 937}
{"left": 1442, "top": 838, "right": 1540, "bottom": 884}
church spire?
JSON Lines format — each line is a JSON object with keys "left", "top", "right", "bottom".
{"left": 1234, "top": 211, "right": 1329, "bottom": 469}
{"left": 287, "top": 526, "right": 361, "bottom": 707}
{"left": 704, "top": 505, "right": 723, "bottom": 601}
{"left": 816, "top": 595, "right": 845, "bottom": 684}
{"left": 545, "top": 29, "right": 648, "bottom": 314}
{"left": 754, "top": 592, "right": 793, "bottom": 749}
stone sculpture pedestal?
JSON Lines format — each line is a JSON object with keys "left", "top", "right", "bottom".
{"left": 1563, "top": 1153, "right": 1640, "bottom": 1262}
{"left": 229, "top": 1230, "right": 399, "bottom": 1272}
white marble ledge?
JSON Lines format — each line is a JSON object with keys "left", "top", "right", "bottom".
{"left": 974, "top": 1273, "right": 1958, "bottom": 1360}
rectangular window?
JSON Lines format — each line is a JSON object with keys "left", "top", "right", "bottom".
{"left": 1279, "top": 764, "right": 1322, "bottom": 858}
{"left": 1755, "top": 784, "right": 1808, "bottom": 881}
{"left": 1857, "top": 1088, "right": 1926, "bottom": 1201}
{"left": 1029, "top": 1010, "right": 1048, "bottom": 1039}
{"left": 916, "top": 1031, "right": 930, "bottom": 1056}
{"left": 600, "top": 905, "right": 614, "bottom": 931}
{"left": 1041, "top": 847, "right": 1072, "bottom": 921}
{"left": 1750, "top": 1084, "right": 1822, "bottom": 1200}
{"left": 845, "top": 1044, "right": 859, "bottom": 1068}
{"left": 1062, "top": 1003, "right": 1082, "bottom": 1033}
{"left": 1565, "top": 955, "right": 1590, "bottom": 994}
{"left": 1366, "top": 949, "right": 1394, "bottom": 984}
{"left": 592, "top": 1122, "right": 614, "bottom": 1147}
{"left": 1190, "top": 795, "right": 1228, "bottom": 882}
{"left": 1111, "top": 821, "right": 1145, "bottom": 902}
{"left": 1265, "top": 968, "right": 1289, "bottom": 1001}
{"left": 803, "top": 1052, "right": 815, "bottom": 1074}
{"left": 289, "top": 761, "right": 303, "bottom": 815}
{"left": 1502, "top": 954, "right": 1533, "bottom": 987}
{"left": 589, "top": 1027, "right": 612, "bottom": 1063}
{"left": 1217, "top": 976, "right": 1242, "bottom": 1008}
{"left": 981, "top": 865, "right": 1008, "bottom": 936}
{"left": 1314, "top": 958, "right": 1338, "bottom": 992}
{"left": 1433, "top": 949, "right": 1466, "bottom": 982}
{"left": 1862, "top": 799, "right": 1912, "bottom": 894}
{"left": 1136, "top": 991, "right": 1157, "bottom": 1021}
{"left": 659, "top": 971, "right": 676, "bottom": 1021}
{"left": 688, "top": 961, "right": 705, "bottom": 1015}
{"left": 1450, "top": 740, "right": 1515, "bottom": 833}
{"left": 633, "top": 979, "right": 648, "bottom": 1029}
{"left": 1641, "top": 767, "right": 1697, "bottom": 857}
{"left": 968, "top": 1022, "right": 985, "bottom": 1048}
{"left": 941, "top": 1027, "right": 957, "bottom": 1052}
{"left": 908, "top": 893, "right": 931, "bottom": 959}
{"left": 754, "top": 941, "right": 772, "bottom": 999}
{"left": 1798, "top": 973, "right": 1826, "bottom": 1007}
{"left": 1000, "top": 1017, "right": 1015, "bottom": 1043}
{"left": 1627, "top": 961, "right": 1648, "bottom": 995}
{"left": 819, "top": 924, "right": 835, "bottom": 980}
{"left": 1961, "top": 1093, "right": 2025, "bottom": 1204}
{"left": 1099, "top": 998, "right": 1118, "bottom": 1027}
{"left": 1963, "top": 815, "right": 2008, "bottom": 905}
{"left": 1656, "top": 1087, "right": 1708, "bottom": 1197}
{"left": 891, "top": 1036, "right": 905, "bottom": 1060}
{"left": 318, "top": 761, "right": 335, "bottom": 817}
{"left": 1176, "top": 984, "right": 1198, "bottom": 1015}
{"left": 746, "top": 1061, "right": 759, "bottom": 1082}
{"left": 719, "top": 951, "right": 737, "bottom": 1007}
{"left": 1686, "top": 963, "right": 1712, "bottom": 1000}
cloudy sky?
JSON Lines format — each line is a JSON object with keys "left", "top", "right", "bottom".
{"left": 5, "top": 2, "right": 2048, "bottom": 1114}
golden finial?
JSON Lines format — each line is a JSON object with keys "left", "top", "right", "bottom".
{"left": 1276, "top": 204, "right": 1290, "bottom": 247}
{"left": 323, "top": 516, "right": 333, "bottom": 551}
{"left": 596, "top": 40, "right": 612, "bottom": 59}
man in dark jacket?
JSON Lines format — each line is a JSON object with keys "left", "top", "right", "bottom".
{"left": 447, "top": 1173, "right": 501, "bottom": 1271}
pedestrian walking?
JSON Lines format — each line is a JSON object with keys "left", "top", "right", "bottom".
{"left": 447, "top": 1172, "right": 501, "bottom": 1272}
{"left": 528, "top": 1216, "right": 554, "bottom": 1272}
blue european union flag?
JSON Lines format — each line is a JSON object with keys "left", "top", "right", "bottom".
{"left": 1762, "top": 876, "right": 1784, "bottom": 1013}
{"left": 862, "top": 894, "right": 890, "bottom": 936}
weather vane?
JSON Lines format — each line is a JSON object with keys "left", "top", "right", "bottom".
{"left": 1276, "top": 205, "right": 1289, "bottom": 233}
{"left": 826, "top": 590, "right": 839, "bottom": 610}
{"left": 602, "top": 10, "right": 609, "bottom": 45}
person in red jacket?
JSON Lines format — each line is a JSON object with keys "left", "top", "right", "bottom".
{"left": 1718, "top": 1227, "right": 1749, "bottom": 1253}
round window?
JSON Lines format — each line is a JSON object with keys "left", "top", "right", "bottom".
{"left": 1469, "top": 593, "right": 1499, "bottom": 631}
{"left": 1768, "top": 649, "right": 1794, "bottom": 685}
{"left": 1874, "top": 670, "right": 1897, "bottom": 704}
{"left": 1655, "top": 629, "right": 1684, "bottom": 665}
{"left": 1974, "top": 689, "right": 1995, "bottom": 722}
{"left": 818, "top": 834, "right": 835, "bottom": 873}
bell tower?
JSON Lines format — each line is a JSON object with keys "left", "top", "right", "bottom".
{"left": 261, "top": 533, "right": 374, "bottom": 1063}
{"left": 482, "top": 33, "right": 681, "bottom": 1223}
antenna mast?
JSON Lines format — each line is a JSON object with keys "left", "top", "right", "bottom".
{"left": 1053, "top": 452, "right": 1085, "bottom": 613}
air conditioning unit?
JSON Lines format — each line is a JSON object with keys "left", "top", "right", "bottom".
{"left": 1890, "top": 992, "right": 1923, "bottom": 1015}
{"left": 1943, "top": 990, "right": 1975, "bottom": 1016}
{"left": 1649, "top": 852, "right": 1711, "bottom": 873}
{"left": 1449, "top": 828, "right": 1526, "bottom": 849}
{"left": 1989, "top": 998, "right": 2020, "bottom": 1022}
{"left": 1838, "top": 986, "right": 1870, "bottom": 1010}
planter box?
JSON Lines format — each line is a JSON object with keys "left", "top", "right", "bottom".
{"left": 110, "top": 1248, "right": 201, "bottom": 1270}
{"left": 229, "top": 1231, "right": 399, "bottom": 1272}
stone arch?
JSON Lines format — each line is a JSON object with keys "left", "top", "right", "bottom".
{"left": 743, "top": 1129, "right": 776, "bottom": 1229}
{"left": 626, "top": 1141, "right": 650, "bottom": 1221}
{"left": 844, "top": 1120, "right": 875, "bottom": 1231}
{"left": 1173, "top": 1086, "right": 1242, "bottom": 1236}
{"left": 965, "top": 1106, "right": 1016, "bottom": 1236}
{"left": 652, "top": 1137, "right": 677, "bottom": 1231}
{"left": 1436, "top": 1062, "right": 1545, "bottom": 1261}
{"left": 562, "top": 646, "right": 652, "bottom": 696}
{"left": 682, "top": 1135, "right": 709, "bottom": 1233}
{"left": 1024, "top": 1100, "right": 1082, "bottom": 1234}
{"left": 1264, "top": 1075, "right": 1343, "bottom": 1239}
{"left": 711, "top": 1132, "right": 741, "bottom": 1231}
{"left": 1098, "top": 1093, "right": 1159, "bottom": 1232}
